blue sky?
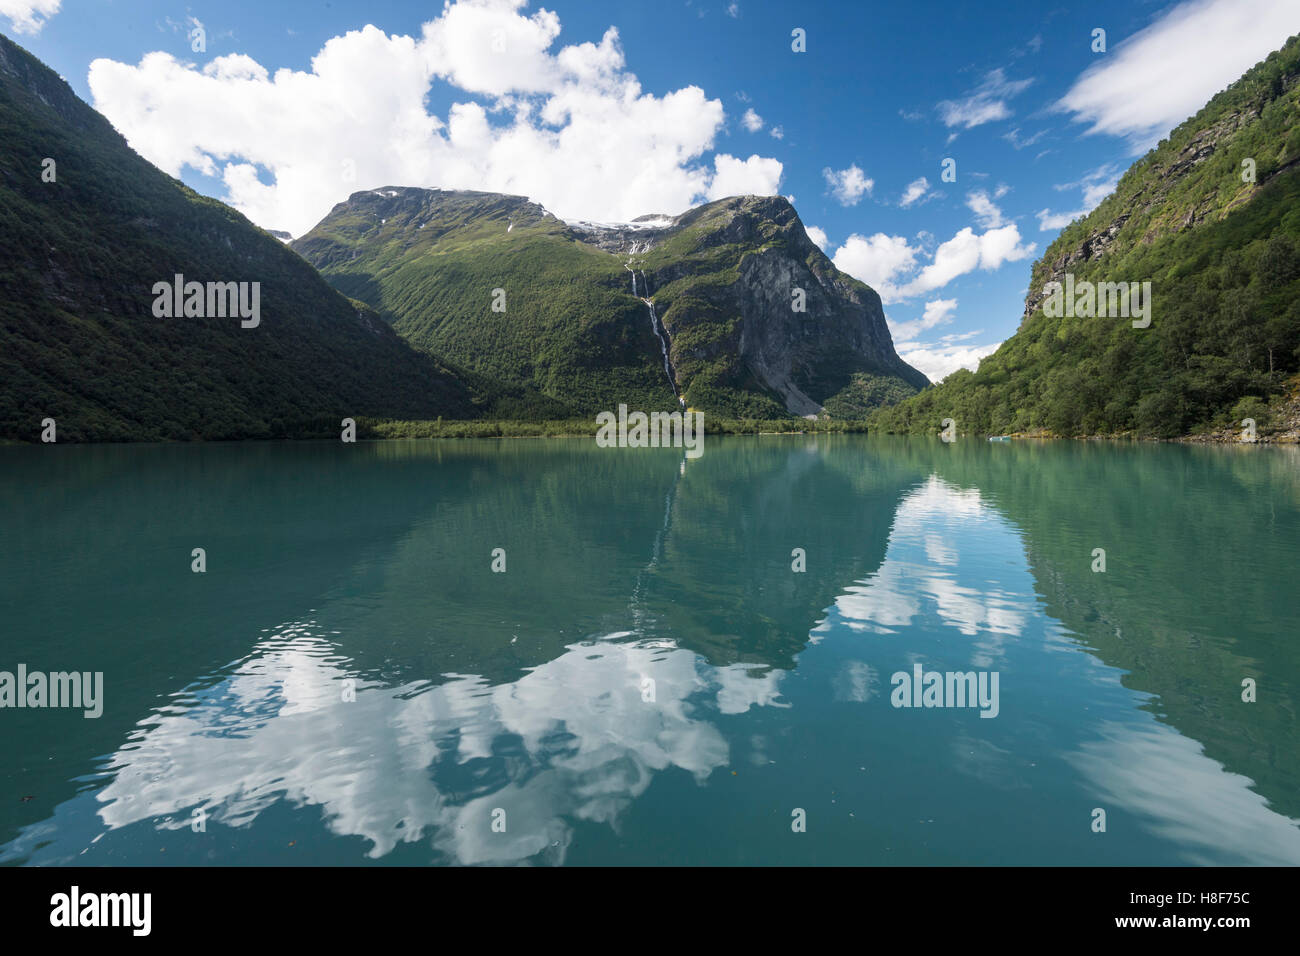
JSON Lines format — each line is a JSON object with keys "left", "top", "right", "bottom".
{"left": 5, "top": 0, "right": 1299, "bottom": 381}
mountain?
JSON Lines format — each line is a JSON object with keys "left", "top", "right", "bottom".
{"left": 0, "top": 33, "right": 486, "bottom": 442}
{"left": 292, "top": 189, "right": 928, "bottom": 419}
{"left": 869, "top": 34, "right": 1300, "bottom": 440}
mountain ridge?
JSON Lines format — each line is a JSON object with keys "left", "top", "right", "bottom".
{"left": 293, "top": 187, "right": 929, "bottom": 419}
{"left": 0, "top": 32, "right": 492, "bottom": 441}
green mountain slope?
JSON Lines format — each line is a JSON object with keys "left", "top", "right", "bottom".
{"left": 293, "top": 188, "right": 928, "bottom": 419}
{"left": 0, "top": 33, "right": 486, "bottom": 442}
{"left": 870, "top": 34, "right": 1300, "bottom": 439}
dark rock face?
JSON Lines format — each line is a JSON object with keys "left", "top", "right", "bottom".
{"left": 576, "top": 195, "right": 929, "bottom": 414}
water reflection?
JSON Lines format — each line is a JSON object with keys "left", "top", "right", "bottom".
{"left": 1068, "top": 721, "right": 1300, "bottom": 866}
{"left": 812, "top": 472, "right": 1300, "bottom": 865}
{"left": 3, "top": 623, "right": 787, "bottom": 865}
{"left": 1, "top": 437, "right": 1297, "bottom": 865}
{"left": 828, "top": 477, "right": 1028, "bottom": 650}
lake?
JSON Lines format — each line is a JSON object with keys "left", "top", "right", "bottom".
{"left": 1, "top": 435, "right": 1297, "bottom": 865}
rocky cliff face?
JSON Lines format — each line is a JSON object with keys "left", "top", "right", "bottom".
{"left": 612, "top": 195, "right": 927, "bottom": 417}
{"left": 295, "top": 189, "right": 927, "bottom": 418}
{"left": 1022, "top": 67, "right": 1299, "bottom": 322}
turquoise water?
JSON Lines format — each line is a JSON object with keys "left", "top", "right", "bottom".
{"left": 0, "top": 435, "right": 1297, "bottom": 865}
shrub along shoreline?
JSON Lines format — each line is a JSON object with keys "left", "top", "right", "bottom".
{"left": 366, "top": 417, "right": 870, "bottom": 439}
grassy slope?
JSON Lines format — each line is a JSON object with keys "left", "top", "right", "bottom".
{"left": 295, "top": 189, "right": 683, "bottom": 418}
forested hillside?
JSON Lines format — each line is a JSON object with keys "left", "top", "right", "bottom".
{"left": 870, "top": 34, "right": 1300, "bottom": 439}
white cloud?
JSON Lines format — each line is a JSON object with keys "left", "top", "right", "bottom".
{"left": 1003, "top": 126, "right": 1048, "bottom": 150}
{"left": 832, "top": 219, "right": 1035, "bottom": 303}
{"left": 804, "top": 225, "right": 830, "bottom": 251}
{"left": 705, "top": 153, "right": 783, "bottom": 200}
{"left": 832, "top": 233, "right": 919, "bottom": 302}
{"left": 741, "top": 107, "right": 764, "bottom": 132}
{"left": 902, "top": 224, "right": 1035, "bottom": 297}
{"left": 727, "top": 2, "right": 740, "bottom": 18}
{"left": 0, "top": 0, "right": 60, "bottom": 34}
{"left": 915, "top": 297, "right": 958, "bottom": 330}
{"left": 1036, "top": 209, "right": 1077, "bottom": 231}
{"left": 822, "top": 163, "right": 873, "bottom": 205}
{"left": 769, "top": 125, "right": 784, "bottom": 140}
{"left": 899, "top": 176, "right": 931, "bottom": 207}
{"left": 887, "top": 297, "right": 957, "bottom": 342}
{"left": 937, "top": 68, "right": 1033, "bottom": 129}
{"left": 966, "top": 190, "right": 1008, "bottom": 229}
{"left": 1057, "top": 0, "right": 1300, "bottom": 147}
{"left": 898, "top": 341, "right": 1001, "bottom": 383}
{"left": 1035, "top": 164, "right": 1121, "bottom": 231}
{"left": 87, "top": 1, "right": 783, "bottom": 235}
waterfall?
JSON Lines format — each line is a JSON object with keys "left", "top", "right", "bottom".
{"left": 624, "top": 260, "right": 684, "bottom": 406}
{"left": 637, "top": 271, "right": 684, "bottom": 406}
{"left": 645, "top": 297, "right": 676, "bottom": 399}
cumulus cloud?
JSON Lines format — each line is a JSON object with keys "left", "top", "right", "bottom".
{"left": 832, "top": 218, "right": 1034, "bottom": 304}
{"left": 88, "top": 0, "right": 782, "bottom": 235}
{"left": 822, "top": 163, "right": 873, "bottom": 205}
{"left": 741, "top": 107, "right": 764, "bottom": 132}
{"left": 898, "top": 340, "right": 1002, "bottom": 383}
{"left": 804, "top": 225, "right": 830, "bottom": 251}
{"left": 769, "top": 125, "right": 784, "bottom": 140}
{"left": 705, "top": 153, "right": 784, "bottom": 200}
{"left": 899, "top": 176, "right": 932, "bottom": 207}
{"left": 1056, "top": 0, "right": 1300, "bottom": 147}
{"left": 937, "top": 68, "right": 1033, "bottom": 129}
{"left": 0, "top": 0, "right": 60, "bottom": 34}
{"left": 904, "top": 224, "right": 1035, "bottom": 296}
{"left": 887, "top": 297, "right": 958, "bottom": 343}
{"left": 832, "top": 233, "right": 919, "bottom": 302}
